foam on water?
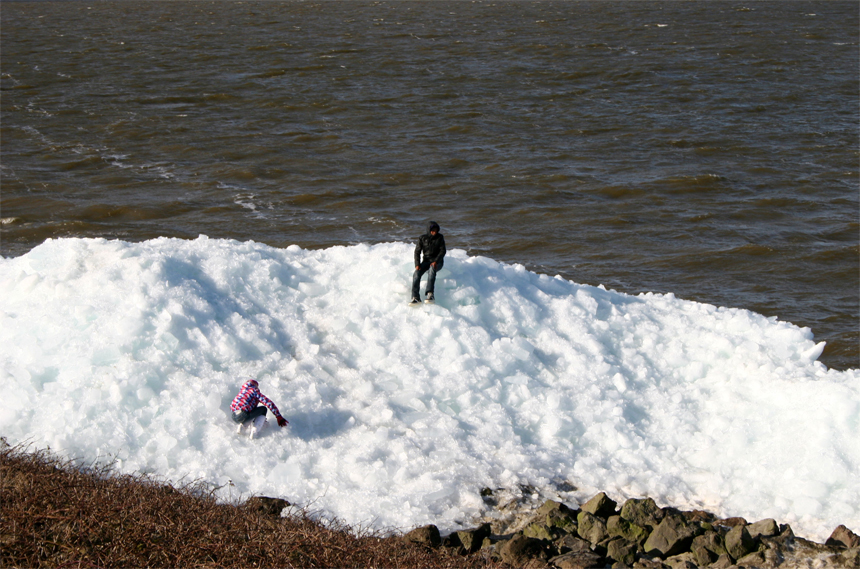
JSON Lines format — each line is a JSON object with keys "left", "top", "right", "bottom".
{"left": 1, "top": 237, "right": 857, "bottom": 540}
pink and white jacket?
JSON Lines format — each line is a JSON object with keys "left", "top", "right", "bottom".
{"left": 230, "top": 379, "right": 284, "bottom": 419}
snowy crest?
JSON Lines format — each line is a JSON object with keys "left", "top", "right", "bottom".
{"left": 1, "top": 236, "right": 857, "bottom": 540}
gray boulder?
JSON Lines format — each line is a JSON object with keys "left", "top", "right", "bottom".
{"left": 664, "top": 551, "right": 698, "bottom": 569}
{"left": 245, "top": 496, "right": 290, "bottom": 517}
{"left": 725, "top": 524, "right": 756, "bottom": 561}
{"left": 607, "top": 514, "right": 649, "bottom": 544}
{"left": 456, "top": 523, "right": 491, "bottom": 553}
{"left": 577, "top": 511, "right": 609, "bottom": 545}
{"left": 606, "top": 537, "right": 639, "bottom": 565}
{"left": 747, "top": 518, "right": 779, "bottom": 540}
{"left": 719, "top": 516, "right": 748, "bottom": 528}
{"left": 518, "top": 500, "right": 578, "bottom": 542}
{"left": 549, "top": 550, "right": 604, "bottom": 569}
{"left": 402, "top": 524, "right": 441, "bottom": 547}
{"left": 523, "top": 521, "right": 562, "bottom": 542}
{"left": 498, "top": 534, "right": 549, "bottom": 567}
{"left": 631, "top": 557, "right": 669, "bottom": 568}
{"left": 709, "top": 553, "right": 734, "bottom": 568}
{"left": 546, "top": 508, "right": 578, "bottom": 534}
{"left": 620, "top": 497, "right": 664, "bottom": 530}
{"left": 826, "top": 525, "right": 860, "bottom": 549}
{"left": 581, "top": 491, "right": 617, "bottom": 518}
{"left": 838, "top": 548, "right": 860, "bottom": 567}
{"left": 537, "top": 499, "right": 576, "bottom": 517}
{"left": 736, "top": 550, "right": 766, "bottom": 567}
{"left": 643, "top": 513, "right": 702, "bottom": 558}
{"left": 692, "top": 546, "right": 717, "bottom": 567}
{"left": 760, "top": 523, "right": 794, "bottom": 547}
{"left": 691, "top": 530, "right": 728, "bottom": 566}
{"left": 555, "top": 534, "right": 594, "bottom": 555}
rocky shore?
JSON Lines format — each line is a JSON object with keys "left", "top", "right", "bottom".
{"left": 398, "top": 492, "right": 860, "bottom": 569}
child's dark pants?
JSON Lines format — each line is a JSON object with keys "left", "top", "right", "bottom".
{"left": 232, "top": 406, "right": 267, "bottom": 424}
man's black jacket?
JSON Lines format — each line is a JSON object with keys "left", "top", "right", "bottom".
{"left": 414, "top": 225, "right": 446, "bottom": 268}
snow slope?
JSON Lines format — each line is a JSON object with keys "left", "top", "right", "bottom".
{"left": 1, "top": 237, "right": 857, "bottom": 540}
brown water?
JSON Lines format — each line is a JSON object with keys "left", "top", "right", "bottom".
{"left": 2, "top": 1, "right": 858, "bottom": 369}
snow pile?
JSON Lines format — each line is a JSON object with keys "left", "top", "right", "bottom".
{"left": 1, "top": 237, "right": 857, "bottom": 540}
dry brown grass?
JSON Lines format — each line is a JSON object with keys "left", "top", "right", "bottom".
{"left": 1, "top": 441, "right": 503, "bottom": 568}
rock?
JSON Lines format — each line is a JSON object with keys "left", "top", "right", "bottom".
{"left": 736, "top": 550, "right": 765, "bottom": 567}
{"left": 691, "top": 531, "right": 728, "bottom": 565}
{"left": 693, "top": 546, "right": 717, "bottom": 567}
{"left": 499, "top": 534, "right": 549, "bottom": 567}
{"left": 719, "top": 517, "right": 748, "bottom": 528}
{"left": 643, "top": 513, "right": 702, "bottom": 558}
{"left": 546, "top": 507, "right": 579, "bottom": 534}
{"left": 244, "top": 496, "right": 290, "bottom": 517}
{"left": 684, "top": 510, "right": 717, "bottom": 524}
{"left": 631, "top": 556, "right": 666, "bottom": 568}
{"left": 402, "top": 524, "right": 441, "bottom": 547}
{"left": 826, "top": 525, "right": 860, "bottom": 549}
{"left": 620, "top": 498, "right": 664, "bottom": 530}
{"left": 524, "top": 521, "right": 562, "bottom": 542}
{"left": 578, "top": 511, "right": 609, "bottom": 545}
{"left": 581, "top": 492, "right": 618, "bottom": 519}
{"left": 607, "top": 538, "right": 639, "bottom": 566}
{"left": 708, "top": 553, "right": 734, "bottom": 568}
{"left": 538, "top": 499, "right": 576, "bottom": 517}
{"left": 755, "top": 524, "right": 795, "bottom": 567}
{"left": 441, "top": 532, "right": 463, "bottom": 551}
{"left": 747, "top": 518, "right": 779, "bottom": 540}
{"left": 555, "top": 534, "right": 594, "bottom": 555}
{"left": 457, "top": 523, "right": 491, "bottom": 553}
{"left": 549, "top": 550, "right": 605, "bottom": 569}
{"left": 781, "top": 536, "right": 860, "bottom": 569}
{"left": 463, "top": 486, "right": 860, "bottom": 568}
{"left": 838, "top": 548, "right": 860, "bottom": 567}
{"left": 760, "top": 524, "right": 794, "bottom": 550}
{"left": 594, "top": 538, "right": 611, "bottom": 557}
{"left": 760, "top": 542, "right": 787, "bottom": 568}
{"left": 608, "top": 515, "right": 649, "bottom": 544}
{"left": 725, "top": 524, "right": 756, "bottom": 561}
{"left": 664, "top": 551, "right": 697, "bottom": 569}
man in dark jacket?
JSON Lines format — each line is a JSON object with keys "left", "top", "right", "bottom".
{"left": 411, "top": 221, "right": 446, "bottom": 304}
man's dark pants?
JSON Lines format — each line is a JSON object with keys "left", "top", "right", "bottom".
{"left": 412, "top": 260, "right": 440, "bottom": 299}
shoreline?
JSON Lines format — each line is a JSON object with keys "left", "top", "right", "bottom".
{"left": 3, "top": 441, "right": 857, "bottom": 568}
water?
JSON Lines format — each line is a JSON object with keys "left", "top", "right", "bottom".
{"left": 2, "top": 1, "right": 858, "bottom": 370}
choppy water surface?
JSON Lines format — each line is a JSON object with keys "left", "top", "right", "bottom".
{"left": 2, "top": 1, "right": 858, "bottom": 369}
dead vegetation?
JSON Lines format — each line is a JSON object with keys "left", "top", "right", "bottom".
{"left": 1, "top": 440, "right": 501, "bottom": 568}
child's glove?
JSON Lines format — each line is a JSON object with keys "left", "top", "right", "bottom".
{"left": 277, "top": 416, "right": 289, "bottom": 427}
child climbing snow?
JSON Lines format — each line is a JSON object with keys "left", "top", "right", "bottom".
{"left": 230, "top": 378, "right": 288, "bottom": 438}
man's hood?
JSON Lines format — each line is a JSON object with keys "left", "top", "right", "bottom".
{"left": 428, "top": 221, "right": 440, "bottom": 234}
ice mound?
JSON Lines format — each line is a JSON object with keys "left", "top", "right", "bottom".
{"left": 1, "top": 236, "right": 857, "bottom": 540}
